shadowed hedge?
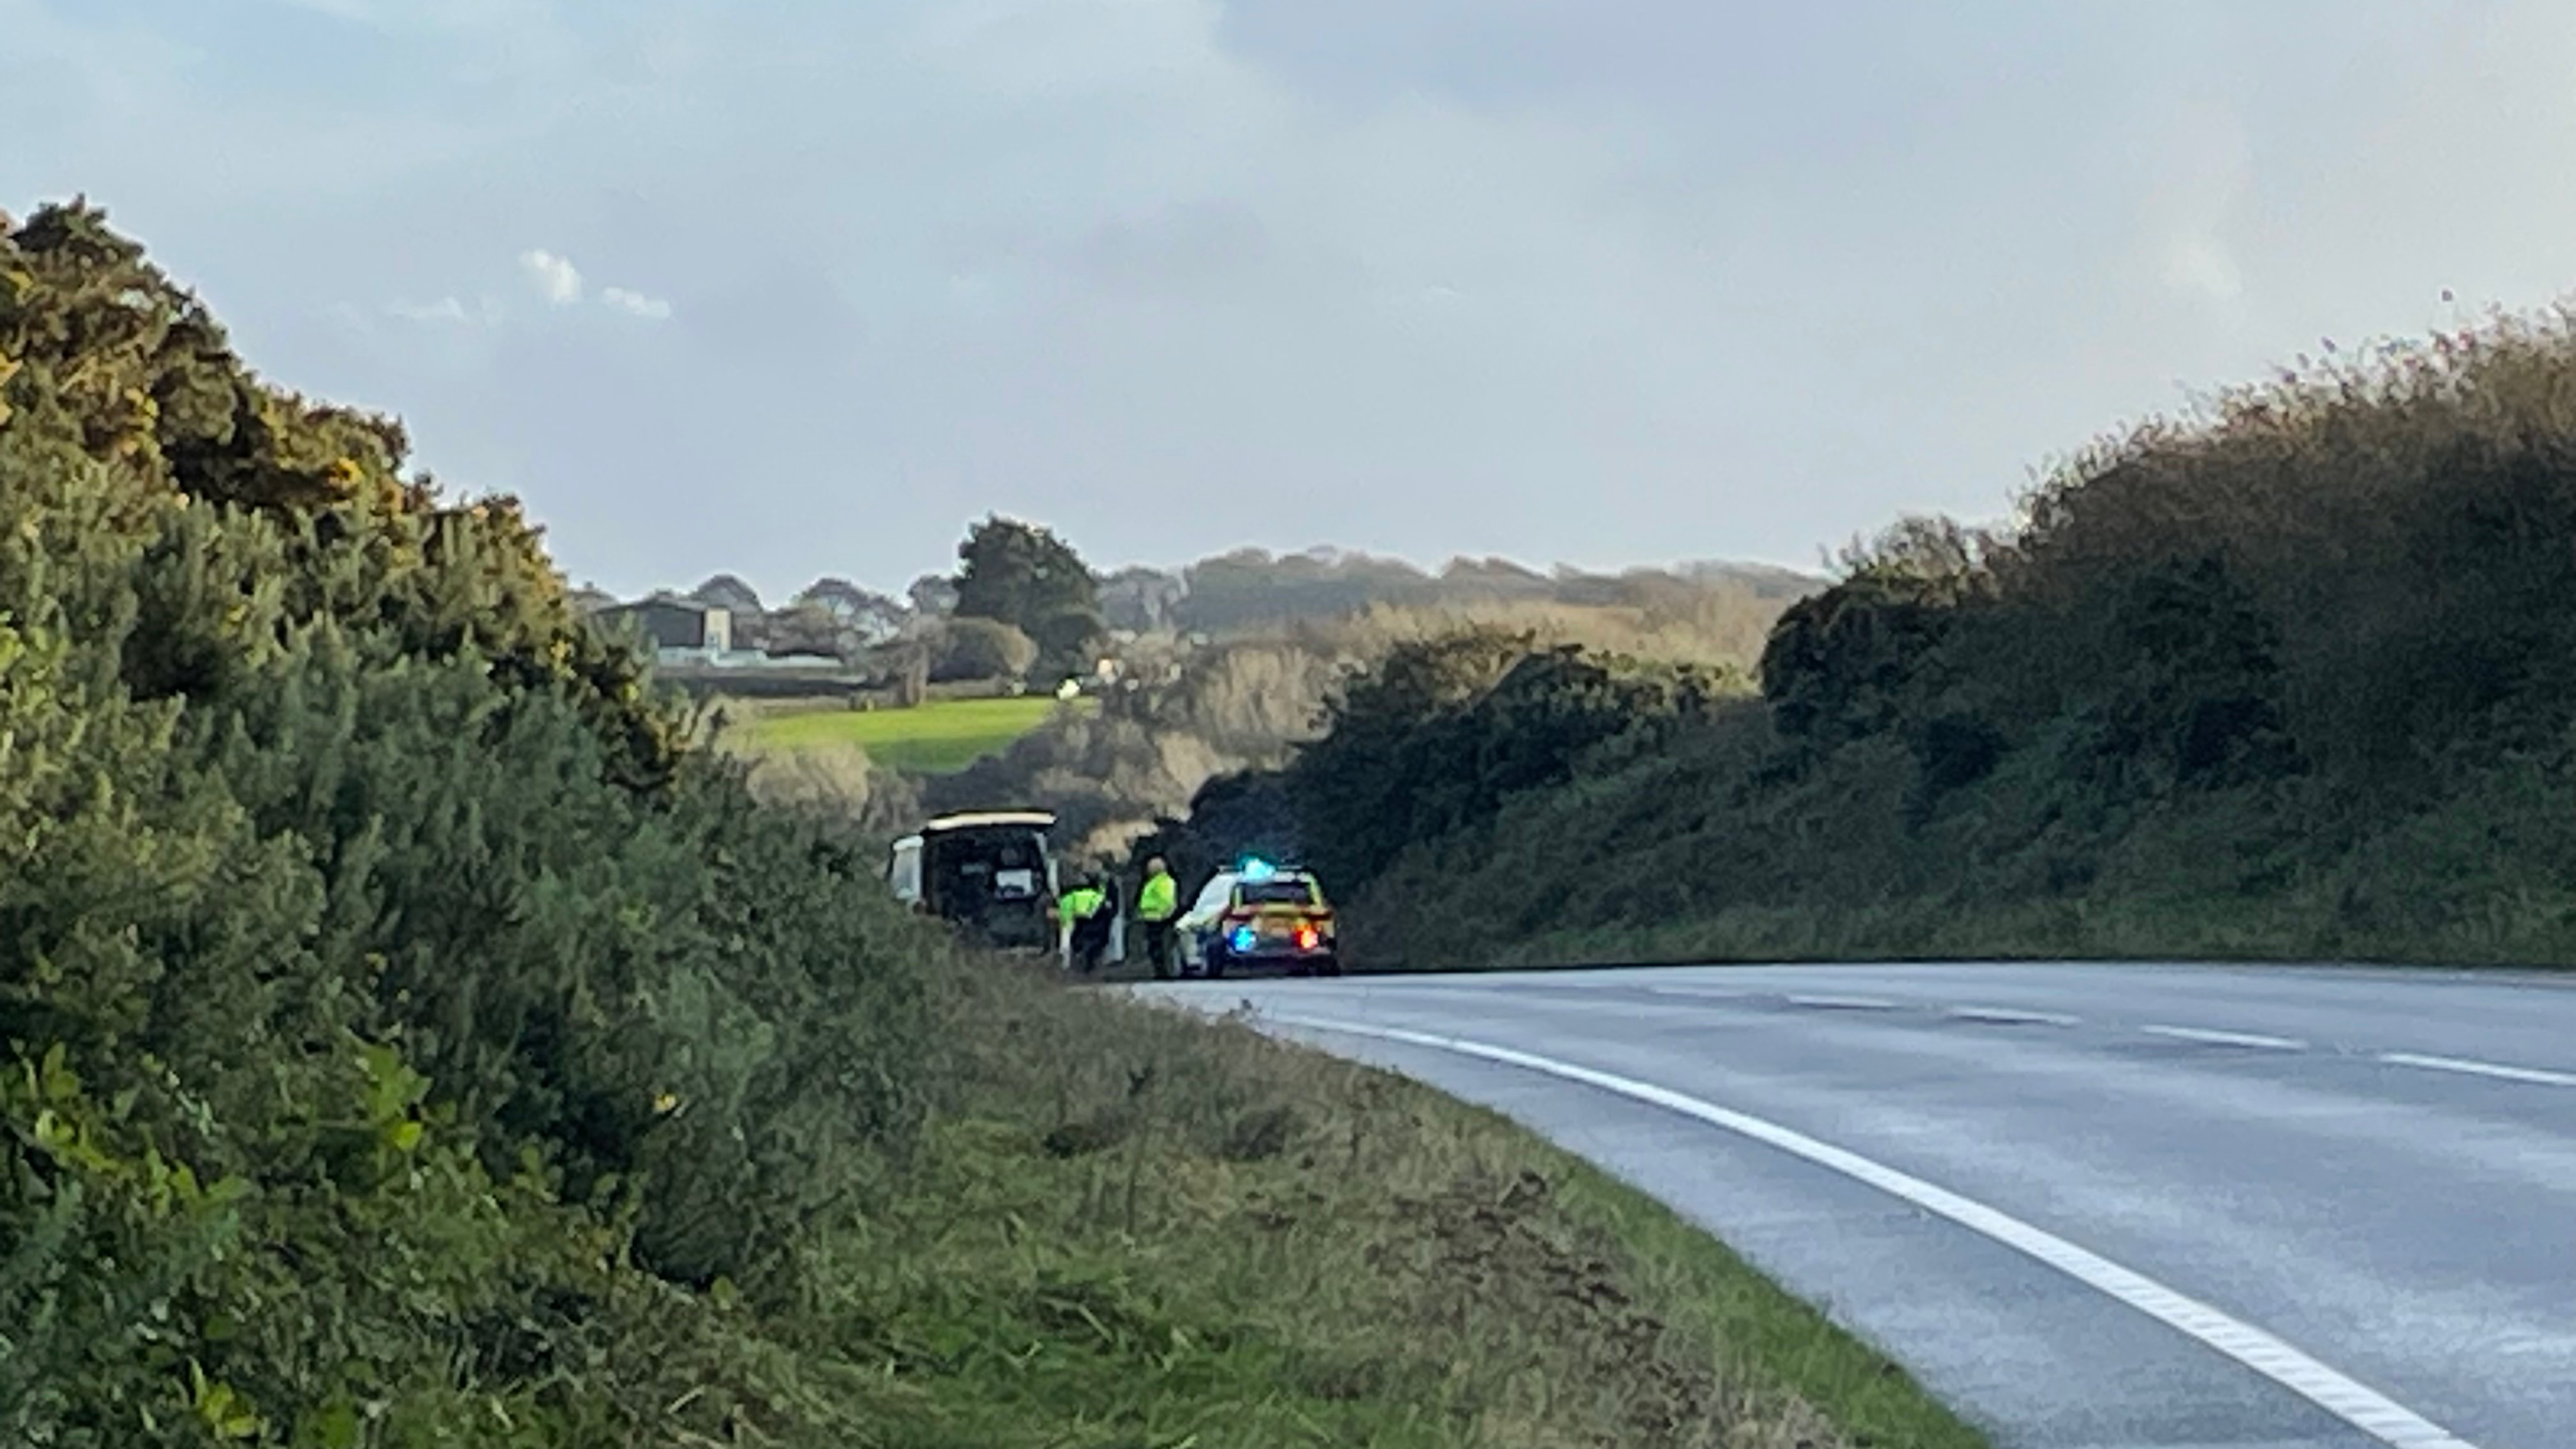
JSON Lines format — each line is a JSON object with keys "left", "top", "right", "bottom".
{"left": 1247, "top": 307, "right": 2576, "bottom": 969}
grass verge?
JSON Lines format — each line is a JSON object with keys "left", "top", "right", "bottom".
{"left": 726, "top": 696, "right": 1087, "bottom": 774}
{"left": 836, "top": 961, "right": 1988, "bottom": 1448}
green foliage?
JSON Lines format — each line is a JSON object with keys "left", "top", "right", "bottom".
{"left": 1280, "top": 631, "right": 1728, "bottom": 896}
{"left": 730, "top": 696, "right": 1076, "bottom": 776}
{"left": 928, "top": 615, "right": 1039, "bottom": 685}
{"left": 951, "top": 516, "right": 1103, "bottom": 681}
{"left": 1324, "top": 309, "right": 2576, "bottom": 970}
{"left": 0, "top": 201, "right": 944, "bottom": 1443}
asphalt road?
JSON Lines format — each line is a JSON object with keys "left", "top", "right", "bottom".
{"left": 1131, "top": 962, "right": 2576, "bottom": 1449}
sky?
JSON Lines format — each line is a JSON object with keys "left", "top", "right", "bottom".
{"left": 7, "top": 1, "right": 2576, "bottom": 602}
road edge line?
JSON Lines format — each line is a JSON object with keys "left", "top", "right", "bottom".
{"left": 1264, "top": 1012, "right": 2481, "bottom": 1449}
{"left": 2140, "top": 1024, "right": 2308, "bottom": 1052}
{"left": 2380, "top": 1051, "right": 2576, "bottom": 1087}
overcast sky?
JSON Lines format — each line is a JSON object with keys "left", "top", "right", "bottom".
{"left": 8, "top": 1, "right": 2574, "bottom": 601}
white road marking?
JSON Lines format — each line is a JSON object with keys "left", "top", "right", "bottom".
{"left": 1642, "top": 985, "right": 1763, "bottom": 1003}
{"left": 1264, "top": 1013, "right": 2483, "bottom": 1449}
{"left": 2380, "top": 1052, "right": 2576, "bottom": 1088}
{"left": 1945, "top": 1005, "right": 2081, "bottom": 1027}
{"left": 2141, "top": 1025, "right": 2308, "bottom": 1052}
{"left": 1781, "top": 992, "right": 1903, "bottom": 1011}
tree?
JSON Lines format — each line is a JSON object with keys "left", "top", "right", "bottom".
{"left": 765, "top": 599, "right": 859, "bottom": 659}
{"left": 953, "top": 515, "right": 1105, "bottom": 680}
{"left": 907, "top": 573, "right": 960, "bottom": 617}
{"left": 930, "top": 616, "right": 1039, "bottom": 683}
{"left": 795, "top": 576, "right": 907, "bottom": 643}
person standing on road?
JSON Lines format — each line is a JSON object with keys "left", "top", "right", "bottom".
{"left": 1134, "top": 857, "right": 1179, "bottom": 980}
{"left": 1059, "top": 874, "right": 1110, "bottom": 974}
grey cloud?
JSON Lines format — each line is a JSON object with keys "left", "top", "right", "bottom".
{"left": 12, "top": 0, "right": 2576, "bottom": 601}
{"left": 1061, "top": 200, "right": 1273, "bottom": 298}
{"left": 671, "top": 259, "right": 864, "bottom": 369}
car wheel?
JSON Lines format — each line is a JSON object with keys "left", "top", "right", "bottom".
{"left": 1204, "top": 945, "right": 1229, "bottom": 979}
{"left": 1316, "top": 954, "right": 1342, "bottom": 977}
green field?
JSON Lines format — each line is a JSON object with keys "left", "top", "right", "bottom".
{"left": 729, "top": 695, "right": 1090, "bottom": 773}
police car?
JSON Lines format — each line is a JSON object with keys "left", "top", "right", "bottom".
{"left": 1176, "top": 859, "right": 1340, "bottom": 978}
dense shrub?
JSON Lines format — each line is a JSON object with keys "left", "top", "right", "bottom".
{"left": 1266, "top": 632, "right": 1731, "bottom": 896}
{"left": 926, "top": 615, "right": 1038, "bottom": 684}
{"left": 0, "top": 202, "right": 943, "bottom": 1442}
{"left": 1276, "top": 307, "right": 2576, "bottom": 968}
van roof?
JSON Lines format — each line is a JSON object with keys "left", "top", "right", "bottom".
{"left": 921, "top": 810, "right": 1057, "bottom": 832}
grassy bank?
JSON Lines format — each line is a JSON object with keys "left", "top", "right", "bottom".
{"left": 728, "top": 695, "right": 1084, "bottom": 774}
{"left": 1339, "top": 712, "right": 2576, "bottom": 974}
{"left": 864, "top": 963, "right": 1984, "bottom": 1448}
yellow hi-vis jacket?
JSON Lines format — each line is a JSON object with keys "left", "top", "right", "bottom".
{"left": 1059, "top": 887, "right": 1107, "bottom": 919}
{"left": 1135, "top": 873, "right": 1178, "bottom": 922}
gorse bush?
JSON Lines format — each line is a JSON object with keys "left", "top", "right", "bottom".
{"left": 1282, "top": 631, "right": 1735, "bottom": 895}
{"left": 0, "top": 202, "right": 941, "bottom": 1443}
{"left": 1268, "top": 307, "right": 2576, "bottom": 969}
{"left": 1765, "top": 313, "right": 2576, "bottom": 801}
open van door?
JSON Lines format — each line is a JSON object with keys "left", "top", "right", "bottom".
{"left": 891, "top": 810, "right": 1059, "bottom": 953}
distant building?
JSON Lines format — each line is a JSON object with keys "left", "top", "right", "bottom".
{"left": 596, "top": 595, "right": 732, "bottom": 657}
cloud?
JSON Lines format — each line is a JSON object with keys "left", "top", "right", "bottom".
{"left": 385, "top": 295, "right": 501, "bottom": 326}
{"left": 600, "top": 286, "right": 673, "bottom": 321}
{"left": 2164, "top": 234, "right": 2244, "bottom": 302}
{"left": 518, "top": 249, "right": 583, "bottom": 306}
{"left": 26, "top": 0, "right": 2576, "bottom": 601}
{"left": 2144, "top": 98, "right": 2255, "bottom": 305}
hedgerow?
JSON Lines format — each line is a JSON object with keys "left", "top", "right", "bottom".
{"left": 0, "top": 201, "right": 937, "bottom": 1444}
{"left": 1262, "top": 307, "right": 2576, "bottom": 969}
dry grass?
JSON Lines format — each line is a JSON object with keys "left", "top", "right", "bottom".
{"left": 1321, "top": 592, "right": 1790, "bottom": 674}
{"left": 827, "top": 961, "right": 1988, "bottom": 1448}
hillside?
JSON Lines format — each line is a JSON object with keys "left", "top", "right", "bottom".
{"left": 0, "top": 202, "right": 1977, "bottom": 1448}
{"left": 1114, "top": 548, "right": 1821, "bottom": 636}
{"left": 1215, "top": 314, "right": 2576, "bottom": 971}
{"left": 919, "top": 579, "right": 1793, "bottom": 862}
{"left": 614, "top": 548, "right": 1820, "bottom": 666}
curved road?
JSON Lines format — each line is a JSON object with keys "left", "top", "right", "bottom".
{"left": 1135, "top": 963, "right": 2576, "bottom": 1449}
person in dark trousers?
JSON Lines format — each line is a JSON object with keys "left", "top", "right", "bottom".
{"left": 1133, "top": 857, "right": 1179, "bottom": 980}
{"left": 1061, "top": 873, "right": 1113, "bottom": 974}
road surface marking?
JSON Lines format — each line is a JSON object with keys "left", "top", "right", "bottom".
{"left": 2380, "top": 1052, "right": 2576, "bottom": 1088}
{"left": 1266, "top": 1013, "right": 2483, "bottom": 1449}
{"left": 1781, "top": 993, "right": 1903, "bottom": 1011}
{"left": 1945, "top": 1005, "right": 2080, "bottom": 1027}
{"left": 1643, "top": 985, "right": 1763, "bottom": 1002}
{"left": 2141, "top": 1025, "right": 2308, "bottom": 1052}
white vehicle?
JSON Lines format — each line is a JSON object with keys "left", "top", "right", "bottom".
{"left": 888, "top": 811, "right": 1060, "bottom": 953}
{"left": 1174, "top": 859, "right": 1340, "bottom": 978}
